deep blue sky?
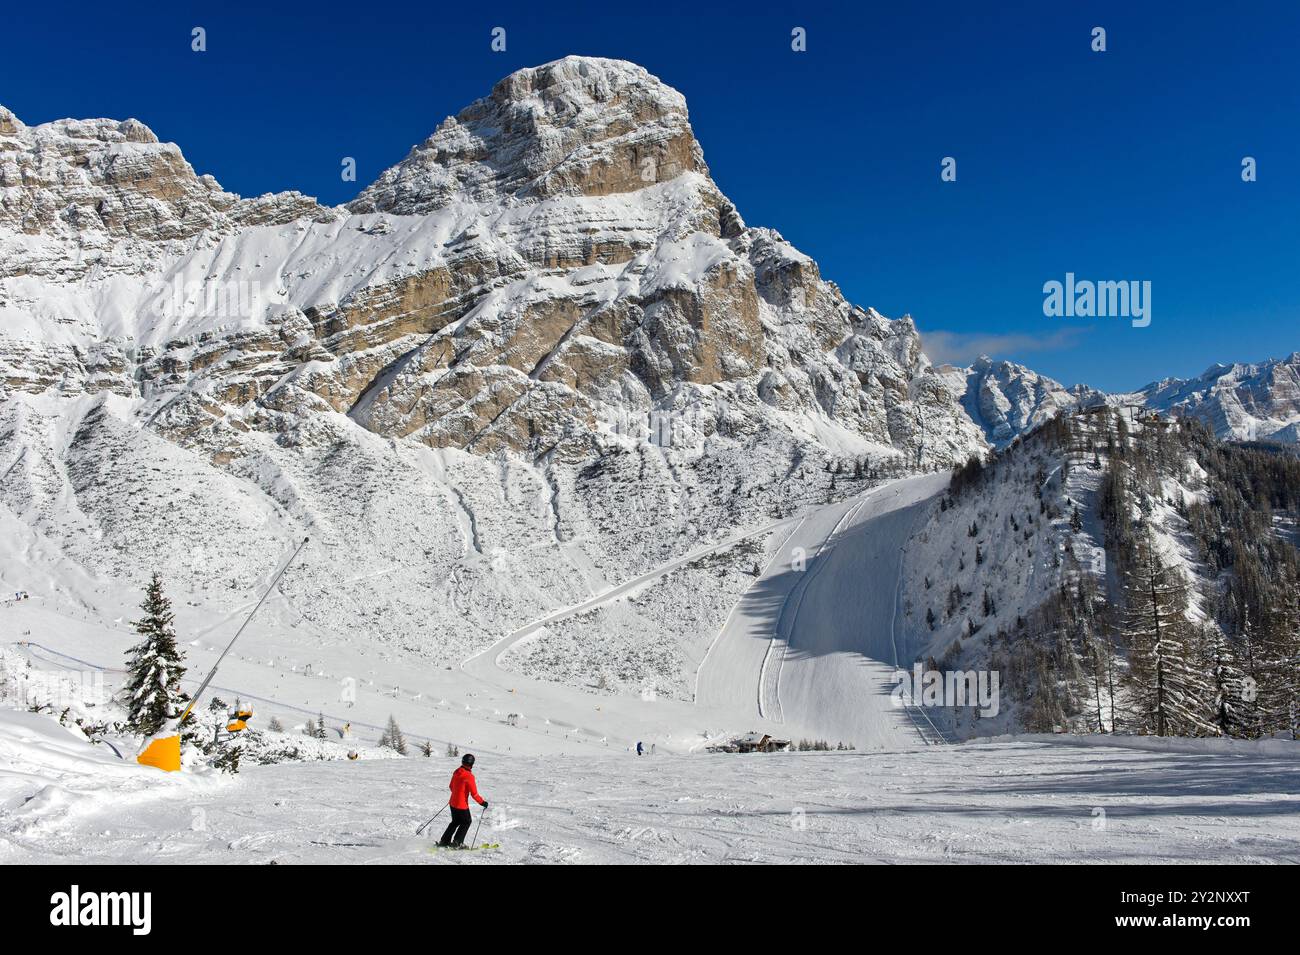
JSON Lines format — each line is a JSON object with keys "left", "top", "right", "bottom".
{"left": 6, "top": 1, "right": 1297, "bottom": 391}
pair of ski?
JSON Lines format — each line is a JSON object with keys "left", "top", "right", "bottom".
{"left": 416, "top": 807, "right": 498, "bottom": 852}
{"left": 427, "top": 842, "right": 500, "bottom": 853}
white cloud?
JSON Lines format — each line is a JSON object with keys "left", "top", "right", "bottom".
{"left": 919, "top": 326, "right": 1091, "bottom": 367}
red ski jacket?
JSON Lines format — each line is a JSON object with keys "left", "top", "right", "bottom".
{"left": 449, "top": 766, "right": 486, "bottom": 809}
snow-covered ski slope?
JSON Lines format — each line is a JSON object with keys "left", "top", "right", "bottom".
{"left": 4, "top": 471, "right": 1300, "bottom": 864}
{"left": 2, "top": 474, "right": 948, "bottom": 783}
{"left": 5, "top": 733, "right": 1297, "bottom": 864}
{"left": 698, "top": 473, "right": 950, "bottom": 749}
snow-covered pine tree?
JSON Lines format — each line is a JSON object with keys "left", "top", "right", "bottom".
{"left": 1084, "top": 622, "right": 1119, "bottom": 733}
{"left": 1068, "top": 576, "right": 1113, "bottom": 733}
{"left": 1204, "top": 625, "right": 1249, "bottom": 737}
{"left": 1121, "top": 533, "right": 1213, "bottom": 737}
{"left": 316, "top": 714, "right": 327, "bottom": 739}
{"left": 1258, "top": 588, "right": 1300, "bottom": 739}
{"left": 1282, "top": 589, "right": 1300, "bottom": 740}
{"left": 379, "top": 714, "right": 407, "bottom": 754}
{"left": 123, "top": 572, "right": 186, "bottom": 736}
{"left": 212, "top": 742, "right": 240, "bottom": 774}
{"left": 267, "top": 716, "right": 284, "bottom": 732}
{"left": 1231, "top": 599, "right": 1267, "bottom": 737}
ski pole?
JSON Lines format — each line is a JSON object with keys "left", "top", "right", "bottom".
{"left": 416, "top": 805, "right": 447, "bottom": 836}
{"left": 470, "top": 806, "right": 485, "bottom": 848}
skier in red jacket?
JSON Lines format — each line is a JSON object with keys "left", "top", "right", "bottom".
{"left": 439, "top": 753, "right": 488, "bottom": 848}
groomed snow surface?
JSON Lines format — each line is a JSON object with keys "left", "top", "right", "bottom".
{"left": 2, "top": 475, "right": 1298, "bottom": 864}
{"left": 5, "top": 730, "right": 1298, "bottom": 864}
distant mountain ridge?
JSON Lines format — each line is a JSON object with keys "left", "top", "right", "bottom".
{"left": 943, "top": 352, "right": 1300, "bottom": 449}
{"left": 1126, "top": 353, "right": 1300, "bottom": 444}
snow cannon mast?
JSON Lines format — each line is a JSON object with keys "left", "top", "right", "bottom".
{"left": 135, "top": 537, "right": 309, "bottom": 772}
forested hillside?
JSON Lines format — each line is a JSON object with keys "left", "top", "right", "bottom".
{"left": 902, "top": 407, "right": 1300, "bottom": 739}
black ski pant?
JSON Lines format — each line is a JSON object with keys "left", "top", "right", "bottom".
{"left": 440, "top": 807, "right": 472, "bottom": 846}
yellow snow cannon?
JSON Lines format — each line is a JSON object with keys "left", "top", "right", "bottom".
{"left": 134, "top": 536, "right": 309, "bottom": 773}
{"left": 226, "top": 705, "right": 253, "bottom": 733}
{"left": 137, "top": 722, "right": 182, "bottom": 772}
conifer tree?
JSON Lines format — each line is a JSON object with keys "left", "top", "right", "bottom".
{"left": 379, "top": 714, "right": 407, "bottom": 755}
{"left": 1204, "top": 625, "right": 1249, "bottom": 737}
{"left": 1258, "top": 588, "right": 1300, "bottom": 738}
{"left": 123, "top": 573, "right": 186, "bottom": 736}
{"left": 1121, "top": 533, "right": 1213, "bottom": 736}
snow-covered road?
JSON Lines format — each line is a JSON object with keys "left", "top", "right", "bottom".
{"left": 5, "top": 739, "right": 1297, "bottom": 864}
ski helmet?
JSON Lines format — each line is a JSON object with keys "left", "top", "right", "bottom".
{"left": 462, "top": 753, "right": 475, "bottom": 767}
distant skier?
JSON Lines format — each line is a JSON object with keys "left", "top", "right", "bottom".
{"left": 636, "top": 741, "right": 643, "bottom": 756}
{"left": 439, "top": 753, "right": 488, "bottom": 848}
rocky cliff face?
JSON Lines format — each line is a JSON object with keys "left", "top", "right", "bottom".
{"left": 0, "top": 57, "right": 996, "bottom": 671}
{"left": 1131, "top": 353, "right": 1300, "bottom": 443}
{"left": 0, "top": 104, "right": 329, "bottom": 279}
{"left": 953, "top": 356, "right": 1104, "bottom": 448}
{"left": 0, "top": 57, "right": 985, "bottom": 469}
{"left": 350, "top": 57, "right": 706, "bottom": 212}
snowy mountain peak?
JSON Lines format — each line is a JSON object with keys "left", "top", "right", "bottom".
{"left": 349, "top": 56, "right": 705, "bottom": 215}
{"left": 1135, "top": 352, "right": 1300, "bottom": 443}
{"left": 0, "top": 107, "right": 223, "bottom": 244}
{"left": 0, "top": 103, "right": 24, "bottom": 136}
{"left": 0, "top": 104, "right": 330, "bottom": 280}
{"left": 955, "top": 356, "right": 1102, "bottom": 448}
{"left": 1, "top": 58, "right": 990, "bottom": 468}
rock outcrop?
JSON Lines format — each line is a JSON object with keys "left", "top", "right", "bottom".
{"left": 0, "top": 57, "right": 989, "bottom": 468}
{"left": 954, "top": 355, "right": 1104, "bottom": 448}
{"left": 1130, "top": 353, "right": 1300, "bottom": 443}
{"left": 0, "top": 105, "right": 331, "bottom": 280}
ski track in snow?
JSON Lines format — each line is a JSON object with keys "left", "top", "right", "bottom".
{"left": 698, "top": 473, "right": 951, "bottom": 750}
{"left": 4, "top": 740, "right": 1298, "bottom": 864}
{"left": 4, "top": 474, "right": 1299, "bottom": 864}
